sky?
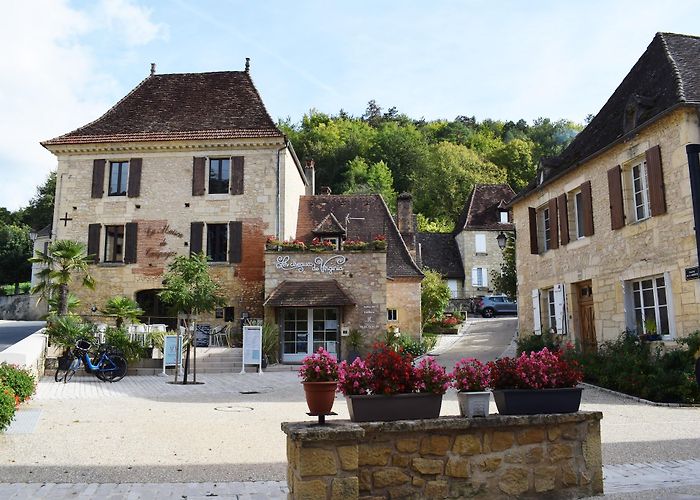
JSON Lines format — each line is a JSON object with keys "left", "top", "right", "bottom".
{"left": 1, "top": 0, "right": 700, "bottom": 211}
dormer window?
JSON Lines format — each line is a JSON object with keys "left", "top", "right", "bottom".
{"left": 323, "top": 237, "right": 340, "bottom": 250}
{"left": 499, "top": 211, "right": 509, "bottom": 224}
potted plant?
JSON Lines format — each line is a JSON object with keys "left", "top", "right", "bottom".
{"left": 342, "top": 239, "right": 368, "bottom": 251}
{"left": 345, "top": 329, "right": 362, "bottom": 362}
{"left": 265, "top": 236, "right": 281, "bottom": 251}
{"left": 452, "top": 358, "right": 491, "bottom": 418}
{"left": 488, "top": 348, "right": 584, "bottom": 415}
{"left": 372, "top": 234, "right": 387, "bottom": 250}
{"left": 310, "top": 237, "right": 335, "bottom": 252}
{"left": 298, "top": 347, "right": 339, "bottom": 415}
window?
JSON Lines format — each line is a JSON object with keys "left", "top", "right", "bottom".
{"left": 631, "top": 160, "right": 650, "bottom": 222}
{"left": 323, "top": 237, "right": 340, "bottom": 250}
{"left": 472, "top": 267, "right": 487, "bottom": 287}
{"left": 475, "top": 233, "right": 486, "bottom": 254}
{"left": 206, "top": 224, "right": 228, "bottom": 262}
{"left": 209, "top": 158, "right": 230, "bottom": 194}
{"left": 546, "top": 288, "right": 556, "bottom": 333}
{"left": 631, "top": 275, "right": 669, "bottom": 336}
{"left": 499, "top": 211, "right": 509, "bottom": 224}
{"left": 574, "top": 190, "right": 585, "bottom": 239}
{"left": 104, "top": 225, "right": 124, "bottom": 262}
{"left": 108, "top": 161, "right": 128, "bottom": 196}
{"left": 540, "top": 207, "right": 551, "bottom": 251}
{"left": 387, "top": 309, "right": 398, "bottom": 321}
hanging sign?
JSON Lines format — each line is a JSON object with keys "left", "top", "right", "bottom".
{"left": 241, "top": 325, "right": 263, "bottom": 374}
{"left": 163, "top": 334, "right": 183, "bottom": 372}
{"left": 275, "top": 255, "right": 347, "bottom": 274}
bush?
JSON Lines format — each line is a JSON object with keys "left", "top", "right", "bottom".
{"left": 104, "top": 327, "right": 143, "bottom": 363}
{"left": 262, "top": 322, "right": 279, "bottom": 364}
{"left": 0, "top": 384, "right": 16, "bottom": 432}
{"left": 516, "top": 330, "right": 563, "bottom": 355}
{"left": 422, "top": 333, "right": 438, "bottom": 353}
{"left": 0, "top": 364, "right": 35, "bottom": 403}
{"left": 397, "top": 334, "right": 426, "bottom": 357}
{"left": 45, "top": 315, "right": 94, "bottom": 352}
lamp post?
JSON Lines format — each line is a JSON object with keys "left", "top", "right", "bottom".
{"left": 496, "top": 231, "right": 507, "bottom": 250}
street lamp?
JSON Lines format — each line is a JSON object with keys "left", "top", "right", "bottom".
{"left": 496, "top": 231, "right": 507, "bottom": 250}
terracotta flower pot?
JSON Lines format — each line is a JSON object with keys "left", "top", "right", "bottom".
{"left": 302, "top": 381, "right": 338, "bottom": 415}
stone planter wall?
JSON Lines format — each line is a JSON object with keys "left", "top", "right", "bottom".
{"left": 282, "top": 412, "right": 603, "bottom": 499}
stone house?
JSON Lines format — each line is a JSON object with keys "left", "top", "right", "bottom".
{"left": 510, "top": 32, "right": 700, "bottom": 350}
{"left": 40, "top": 63, "right": 308, "bottom": 325}
{"left": 263, "top": 193, "right": 423, "bottom": 362}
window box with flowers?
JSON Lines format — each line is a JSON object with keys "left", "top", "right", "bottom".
{"left": 298, "top": 348, "right": 338, "bottom": 415}
{"left": 371, "top": 234, "right": 387, "bottom": 250}
{"left": 310, "top": 237, "right": 336, "bottom": 252}
{"left": 342, "top": 239, "right": 369, "bottom": 251}
{"left": 451, "top": 358, "right": 491, "bottom": 417}
{"left": 487, "top": 348, "right": 584, "bottom": 415}
{"left": 337, "top": 344, "right": 449, "bottom": 422}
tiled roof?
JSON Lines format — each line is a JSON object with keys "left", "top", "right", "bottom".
{"left": 296, "top": 194, "right": 423, "bottom": 278}
{"left": 453, "top": 184, "right": 516, "bottom": 233}
{"left": 42, "top": 71, "right": 282, "bottom": 146}
{"left": 417, "top": 233, "right": 465, "bottom": 279}
{"left": 263, "top": 280, "right": 355, "bottom": 307}
{"left": 312, "top": 213, "right": 346, "bottom": 235}
{"left": 514, "top": 32, "right": 700, "bottom": 202}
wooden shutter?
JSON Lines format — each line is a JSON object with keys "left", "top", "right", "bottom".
{"left": 548, "top": 198, "right": 559, "bottom": 250}
{"left": 127, "top": 158, "right": 142, "bottom": 198}
{"left": 532, "top": 289, "right": 542, "bottom": 335}
{"left": 192, "top": 157, "right": 206, "bottom": 196}
{"left": 528, "top": 207, "right": 539, "bottom": 255}
{"left": 229, "top": 221, "right": 242, "bottom": 263}
{"left": 124, "top": 223, "right": 138, "bottom": 263}
{"left": 92, "top": 159, "right": 105, "bottom": 198}
{"left": 558, "top": 193, "right": 569, "bottom": 245}
{"left": 231, "top": 156, "right": 244, "bottom": 195}
{"left": 581, "top": 180, "right": 594, "bottom": 236}
{"left": 87, "top": 224, "right": 101, "bottom": 263}
{"left": 554, "top": 283, "right": 566, "bottom": 334}
{"left": 608, "top": 166, "right": 624, "bottom": 230}
{"left": 646, "top": 145, "right": 666, "bottom": 216}
{"left": 190, "top": 222, "right": 204, "bottom": 255}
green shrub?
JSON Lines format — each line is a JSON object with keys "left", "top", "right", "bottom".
{"left": 262, "top": 322, "right": 279, "bottom": 364}
{"left": 104, "top": 327, "right": 143, "bottom": 363}
{"left": 397, "top": 334, "right": 425, "bottom": 358}
{"left": 516, "top": 330, "right": 562, "bottom": 355}
{"left": 0, "top": 384, "right": 16, "bottom": 432}
{"left": 45, "top": 315, "right": 93, "bottom": 352}
{"left": 0, "top": 364, "right": 35, "bottom": 403}
{"left": 422, "top": 333, "right": 438, "bottom": 353}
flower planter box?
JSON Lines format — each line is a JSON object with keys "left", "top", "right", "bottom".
{"left": 492, "top": 387, "right": 583, "bottom": 415}
{"left": 457, "top": 391, "right": 490, "bottom": 417}
{"left": 346, "top": 393, "right": 442, "bottom": 422}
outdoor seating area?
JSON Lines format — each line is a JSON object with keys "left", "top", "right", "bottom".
{"left": 91, "top": 323, "right": 168, "bottom": 346}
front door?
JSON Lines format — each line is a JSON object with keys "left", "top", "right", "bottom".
{"left": 282, "top": 308, "right": 339, "bottom": 363}
{"left": 577, "top": 282, "right": 596, "bottom": 353}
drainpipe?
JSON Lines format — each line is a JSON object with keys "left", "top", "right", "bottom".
{"left": 276, "top": 142, "right": 288, "bottom": 240}
{"left": 686, "top": 144, "right": 700, "bottom": 267}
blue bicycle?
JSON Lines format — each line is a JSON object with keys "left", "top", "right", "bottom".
{"left": 55, "top": 340, "right": 128, "bottom": 383}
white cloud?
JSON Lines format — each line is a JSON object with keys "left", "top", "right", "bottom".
{"left": 98, "top": 0, "right": 169, "bottom": 46}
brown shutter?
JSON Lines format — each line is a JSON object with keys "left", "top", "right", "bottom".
{"left": 646, "top": 145, "right": 666, "bottom": 216}
{"left": 548, "top": 198, "right": 559, "bottom": 250}
{"left": 192, "top": 157, "right": 206, "bottom": 196}
{"left": 87, "top": 224, "right": 101, "bottom": 263}
{"left": 581, "top": 180, "right": 595, "bottom": 236}
{"left": 229, "top": 221, "right": 242, "bottom": 263}
{"left": 92, "top": 159, "right": 105, "bottom": 198}
{"left": 127, "top": 158, "right": 142, "bottom": 198}
{"left": 608, "top": 166, "right": 625, "bottom": 230}
{"left": 528, "top": 207, "right": 539, "bottom": 255}
{"left": 124, "top": 223, "right": 138, "bottom": 263}
{"left": 231, "top": 156, "right": 244, "bottom": 195}
{"left": 190, "top": 222, "right": 204, "bottom": 255}
{"left": 558, "top": 193, "right": 569, "bottom": 245}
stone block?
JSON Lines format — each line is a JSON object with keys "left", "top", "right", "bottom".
{"left": 498, "top": 467, "right": 530, "bottom": 496}
{"left": 338, "top": 445, "right": 358, "bottom": 471}
{"left": 445, "top": 456, "right": 470, "bottom": 478}
{"left": 505, "top": 451, "right": 523, "bottom": 464}
{"left": 412, "top": 477, "right": 425, "bottom": 487}
{"left": 517, "top": 427, "right": 545, "bottom": 445}
{"left": 412, "top": 457, "right": 444, "bottom": 475}
{"left": 299, "top": 448, "right": 337, "bottom": 477}
{"left": 525, "top": 446, "right": 544, "bottom": 464}
{"left": 534, "top": 465, "right": 557, "bottom": 492}
{"left": 479, "top": 457, "right": 502, "bottom": 472}
{"left": 331, "top": 477, "right": 359, "bottom": 499}
{"left": 359, "top": 469, "right": 372, "bottom": 492}
{"left": 453, "top": 434, "right": 481, "bottom": 455}
{"left": 562, "top": 462, "right": 578, "bottom": 486}
{"left": 420, "top": 435, "right": 451, "bottom": 456}
{"left": 388, "top": 485, "right": 414, "bottom": 499}
{"left": 490, "top": 431, "right": 515, "bottom": 452}
{"left": 548, "top": 426, "right": 561, "bottom": 441}
{"left": 396, "top": 437, "right": 419, "bottom": 453}
{"left": 424, "top": 480, "right": 449, "bottom": 498}
{"left": 561, "top": 424, "right": 580, "bottom": 440}
{"left": 548, "top": 443, "right": 574, "bottom": 462}
{"left": 392, "top": 454, "right": 411, "bottom": 467}
{"left": 359, "top": 444, "right": 392, "bottom": 466}
{"left": 294, "top": 478, "right": 328, "bottom": 499}
{"left": 373, "top": 468, "right": 410, "bottom": 488}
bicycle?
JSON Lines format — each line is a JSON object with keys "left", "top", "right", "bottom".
{"left": 55, "top": 340, "right": 128, "bottom": 383}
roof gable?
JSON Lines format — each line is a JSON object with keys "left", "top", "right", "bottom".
{"left": 453, "top": 184, "right": 515, "bottom": 233}
{"left": 416, "top": 232, "right": 465, "bottom": 279}
{"left": 312, "top": 213, "right": 346, "bottom": 235}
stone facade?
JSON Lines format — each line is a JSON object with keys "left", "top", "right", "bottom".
{"left": 513, "top": 108, "right": 700, "bottom": 344}
{"left": 386, "top": 277, "right": 422, "bottom": 337}
{"left": 454, "top": 229, "right": 506, "bottom": 297}
{"left": 282, "top": 412, "right": 603, "bottom": 499}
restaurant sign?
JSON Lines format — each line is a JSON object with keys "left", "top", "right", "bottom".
{"left": 275, "top": 254, "right": 347, "bottom": 274}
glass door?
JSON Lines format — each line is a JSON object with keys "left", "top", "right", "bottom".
{"left": 281, "top": 308, "right": 339, "bottom": 363}
{"left": 313, "top": 308, "right": 339, "bottom": 357}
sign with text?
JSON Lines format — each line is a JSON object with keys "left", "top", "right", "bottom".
{"left": 195, "top": 324, "right": 211, "bottom": 347}
{"left": 241, "top": 325, "right": 263, "bottom": 374}
{"left": 275, "top": 254, "right": 347, "bottom": 274}
{"left": 163, "top": 335, "right": 183, "bottom": 370}
{"left": 686, "top": 266, "right": 700, "bottom": 281}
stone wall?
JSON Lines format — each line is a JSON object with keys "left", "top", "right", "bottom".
{"left": 386, "top": 277, "right": 422, "bottom": 338}
{"left": 282, "top": 412, "right": 603, "bottom": 499}
{"left": 454, "top": 229, "right": 505, "bottom": 297}
{"left": 0, "top": 295, "right": 47, "bottom": 321}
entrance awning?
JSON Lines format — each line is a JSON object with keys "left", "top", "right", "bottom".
{"left": 264, "top": 280, "right": 355, "bottom": 307}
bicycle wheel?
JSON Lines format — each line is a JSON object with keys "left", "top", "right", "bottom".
{"left": 108, "top": 355, "right": 128, "bottom": 382}
{"left": 64, "top": 357, "right": 81, "bottom": 383}
{"left": 97, "top": 355, "right": 128, "bottom": 382}
{"left": 54, "top": 367, "right": 68, "bottom": 383}
{"left": 55, "top": 353, "right": 76, "bottom": 382}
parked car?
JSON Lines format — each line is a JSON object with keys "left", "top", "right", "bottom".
{"left": 475, "top": 295, "right": 517, "bottom": 318}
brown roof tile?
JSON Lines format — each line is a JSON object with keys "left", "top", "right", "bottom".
{"left": 263, "top": 280, "right": 355, "bottom": 307}
{"left": 312, "top": 213, "right": 346, "bottom": 235}
{"left": 453, "top": 184, "right": 515, "bottom": 233}
{"left": 417, "top": 233, "right": 465, "bottom": 279}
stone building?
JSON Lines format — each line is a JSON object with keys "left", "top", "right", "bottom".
{"left": 40, "top": 63, "right": 308, "bottom": 325}
{"left": 263, "top": 193, "right": 423, "bottom": 362}
{"left": 510, "top": 32, "right": 700, "bottom": 349}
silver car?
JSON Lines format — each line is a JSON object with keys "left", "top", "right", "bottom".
{"left": 476, "top": 295, "right": 517, "bottom": 318}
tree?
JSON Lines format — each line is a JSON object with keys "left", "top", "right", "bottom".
{"left": 102, "top": 296, "right": 144, "bottom": 328}
{"left": 17, "top": 171, "right": 56, "bottom": 230}
{"left": 344, "top": 157, "right": 398, "bottom": 210}
{"left": 371, "top": 121, "right": 429, "bottom": 193}
{"left": 490, "top": 233, "right": 516, "bottom": 299}
{"left": 29, "top": 239, "right": 95, "bottom": 316}
{"left": 0, "top": 224, "right": 32, "bottom": 294}
{"left": 159, "top": 253, "right": 225, "bottom": 384}
{"left": 416, "top": 214, "right": 454, "bottom": 233}
{"left": 421, "top": 268, "right": 452, "bottom": 326}
{"left": 488, "top": 138, "right": 536, "bottom": 191}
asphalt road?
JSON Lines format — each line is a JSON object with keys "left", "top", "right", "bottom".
{"left": 0, "top": 321, "right": 45, "bottom": 351}
{"left": 435, "top": 316, "right": 518, "bottom": 369}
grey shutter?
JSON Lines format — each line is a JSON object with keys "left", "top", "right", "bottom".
{"left": 92, "top": 160, "right": 105, "bottom": 198}
{"left": 127, "top": 158, "right": 142, "bottom": 198}
{"left": 229, "top": 221, "right": 242, "bottom": 263}
{"left": 528, "top": 207, "right": 538, "bottom": 255}
{"left": 548, "top": 198, "right": 559, "bottom": 250}
{"left": 124, "top": 223, "right": 138, "bottom": 263}
{"left": 87, "top": 224, "right": 101, "bottom": 263}
{"left": 231, "top": 156, "right": 244, "bottom": 195}
{"left": 558, "top": 193, "right": 569, "bottom": 245}
{"left": 608, "top": 166, "right": 625, "bottom": 230}
{"left": 190, "top": 222, "right": 204, "bottom": 255}
{"left": 192, "top": 157, "right": 206, "bottom": 196}
{"left": 646, "top": 145, "right": 666, "bottom": 216}
{"left": 581, "top": 180, "right": 595, "bottom": 236}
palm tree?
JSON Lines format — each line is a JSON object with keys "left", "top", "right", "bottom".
{"left": 30, "top": 240, "right": 96, "bottom": 316}
{"left": 102, "top": 296, "right": 144, "bottom": 328}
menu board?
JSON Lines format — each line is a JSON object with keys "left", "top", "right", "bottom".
{"left": 241, "top": 325, "right": 263, "bottom": 374}
{"left": 163, "top": 335, "right": 183, "bottom": 371}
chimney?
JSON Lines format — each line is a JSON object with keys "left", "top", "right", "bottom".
{"left": 150, "top": 63, "right": 156, "bottom": 76}
{"left": 305, "top": 159, "right": 316, "bottom": 195}
{"left": 320, "top": 186, "right": 332, "bottom": 195}
{"left": 397, "top": 192, "right": 416, "bottom": 251}
{"left": 245, "top": 57, "right": 250, "bottom": 73}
